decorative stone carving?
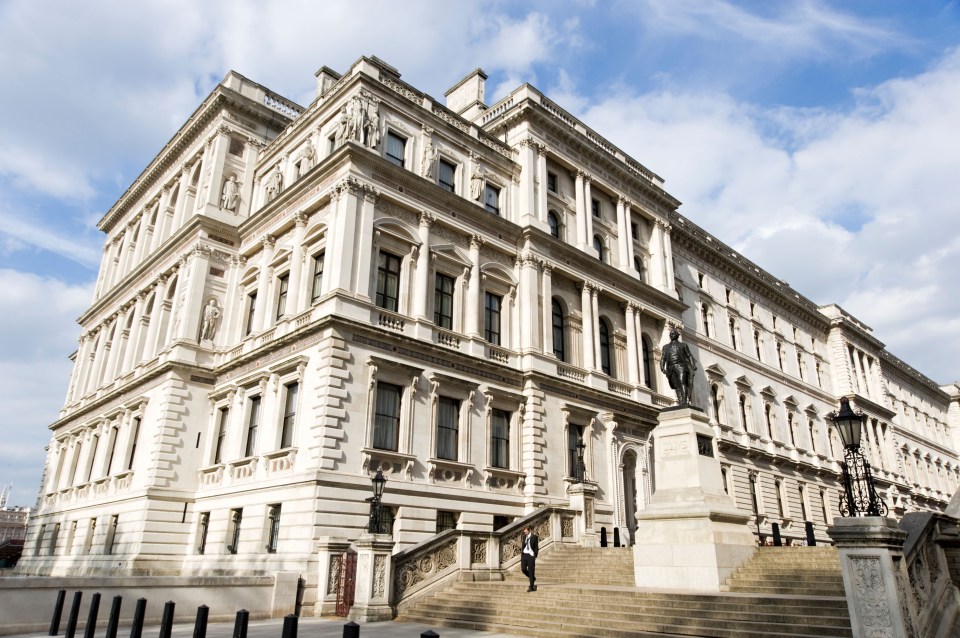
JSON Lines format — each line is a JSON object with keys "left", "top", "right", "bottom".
{"left": 265, "top": 166, "right": 283, "bottom": 202}
{"left": 373, "top": 554, "right": 386, "bottom": 598}
{"left": 393, "top": 538, "right": 457, "bottom": 599}
{"left": 471, "top": 537, "right": 486, "bottom": 564}
{"left": 199, "top": 298, "right": 221, "bottom": 342}
{"left": 851, "top": 556, "right": 895, "bottom": 638}
{"left": 298, "top": 142, "right": 316, "bottom": 177}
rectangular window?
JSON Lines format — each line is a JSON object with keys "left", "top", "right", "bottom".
{"left": 245, "top": 291, "right": 258, "bottom": 335}
{"left": 275, "top": 274, "right": 289, "bottom": 320}
{"left": 547, "top": 172, "right": 557, "bottom": 193}
{"left": 279, "top": 382, "right": 298, "bottom": 449}
{"left": 436, "top": 397, "right": 460, "bottom": 461}
{"left": 83, "top": 519, "right": 96, "bottom": 554}
{"left": 491, "top": 409, "right": 510, "bottom": 469}
{"left": 228, "top": 137, "right": 245, "bottom": 156}
{"left": 438, "top": 159, "right": 456, "bottom": 192}
{"left": 244, "top": 396, "right": 261, "bottom": 458}
{"left": 49, "top": 523, "right": 61, "bottom": 556}
{"left": 373, "top": 382, "right": 402, "bottom": 451}
{"left": 568, "top": 425, "right": 584, "bottom": 479}
{"left": 434, "top": 273, "right": 454, "bottom": 329}
{"left": 376, "top": 251, "right": 401, "bottom": 312}
{"left": 104, "top": 427, "right": 119, "bottom": 477}
{"left": 126, "top": 417, "right": 141, "bottom": 471}
{"left": 311, "top": 252, "right": 325, "bottom": 304}
{"left": 591, "top": 198, "right": 601, "bottom": 218}
{"left": 630, "top": 222, "right": 638, "bottom": 240}
{"left": 266, "top": 505, "right": 281, "bottom": 553}
{"left": 214, "top": 407, "right": 228, "bottom": 464}
{"left": 484, "top": 292, "right": 502, "bottom": 345}
{"left": 436, "top": 511, "right": 458, "bottom": 533}
{"left": 227, "top": 508, "right": 242, "bottom": 554}
{"left": 483, "top": 184, "right": 500, "bottom": 215}
{"left": 35, "top": 525, "right": 45, "bottom": 556}
{"left": 197, "top": 512, "right": 210, "bottom": 555}
{"left": 386, "top": 132, "right": 406, "bottom": 167}
{"left": 104, "top": 515, "right": 118, "bottom": 555}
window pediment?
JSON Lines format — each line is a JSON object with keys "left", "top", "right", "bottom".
{"left": 760, "top": 385, "right": 777, "bottom": 399}
{"left": 431, "top": 244, "right": 471, "bottom": 269}
{"left": 734, "top": 375, "right": 753, "bottom": 390}
{"left": 705, "top": 363, "right": 726, "bottom": 380}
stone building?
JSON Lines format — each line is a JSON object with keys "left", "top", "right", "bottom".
{"left": 16, "top": 56, "right": 960, "bottom": 611}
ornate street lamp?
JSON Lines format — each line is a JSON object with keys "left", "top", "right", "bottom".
{"left": 574, "top": 440, "right": 587, "bottom": 483}
{"left": 828, "top": 397, "right": 886, "bottom": 517}
{"left": 366, "top": 469, "right": 388, "bottom": 534}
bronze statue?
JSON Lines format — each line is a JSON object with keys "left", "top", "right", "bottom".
{"left": 660, "top": 327, "right": 697, "bottom": 406}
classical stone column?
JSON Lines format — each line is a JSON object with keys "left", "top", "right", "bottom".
{"left": 662, "top": 222, "right": 675, "bottom": 289}
{"left": 204, "top": 125, "right": 231, "bottom": 210}
{"left": 581, "top": 283, "right": 595, "bottom": 371}
{"left": 616, "top": 196, "right": 630, "bottom": 272}
{"left": 465, "top": 235, "right": 483, "bottom": 338}
{"left": 143, "top": 277, "right": 168, "bottom": 360}
{"left": 412, "top": 211, "right": 434, "bottom": 320}
{"left": 287, "top": 213, "right": 307, "bottom": 315}
{"left": 93, "top": 244, "right": 112, "bottom": 301}
{"left": 239, "top": 139, "right": 262, "bottom": 217}
{"left": 583, "top": 176, "right": 594, "bottom": 251}
{"left": 591, "top": 287, "right": 601, "bottom": 372}
{"left": 625, "top": 202, "right": 636, "bottom": 274}
{"left": 518, "top": 139, "right": 536, "bottom": 221}
{"left": 69, "top": 333, "right": 93, "bottom": 402}
{"left": 625, "top": 303, "right": 640, "bottom": 386}
{"left": 347, "top": 533, "right": 395, "bottom": 623}
{"left": 252, "top": 237, "right": 275, "bottom": 332}
{"left": 574, "top": 171, "right": 587, "bottom": 249}
{"left": 518, "top": 252, "right": 539, "bottom": 352}
{"left": 541, "top": 263, "right": 553, "bottom": 356}
{"left": 172, "top": 164, "right": 193, "bottom": 230}
{"left": 354, "top": 189, "right": 377, "bottom": 301}
{"left": 536, "top": 144, "right": 548, "bottom": 223}
{"left": 326, "top": 180, "right": 361, "bottom": 295}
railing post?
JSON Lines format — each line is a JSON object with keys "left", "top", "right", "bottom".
{"left": 158, "top": 601, "right": 175, "bottom": 638}
{"left": 232, "top": 609, "right": 249, "bottom": 638}
{"left": 129, "top": 598, "right": 147, "bottom": 638}
{"left": 341, "top": 620, "right": 359, "bottom": 638}
{"left": 83, "top": 593, "right": 101, "bottom": 638}
{"left": 105, "top": 596, "right": 122, "bottom": 638}
{"left": 193, "top": 605, "right": 208, "bottom": 638}
{"left": 281, "top": 614, "right": 298, "bottom": 638}
{"left": 64, "top": 592, "right": 82, "bottom": 638}
{"left": 49, "top": 589, "right": 66, "bottom": 636}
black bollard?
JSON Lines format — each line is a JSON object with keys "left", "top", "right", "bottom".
{"left": 421, "top": 631, "right": 440, "bottom": 638}
{"left": 83, "top": 593, "right": 101, "bottom": 638}
{"left": 600, "top": 526, "right": 608, "bottom": 547}
{"left": 281, "top": 614, "right": 298, "bottom": 638}
{"left": 64, "top": 591, "right": 83, "bottom": 638}
{"left": 233, "top": 609, "right": 249, "bottom": 638}
{"left": 341, "top": 620, "right": 359, "bottom": 638}
{"left": 193, "top": 605, "right": 209, "bottom": 638}
{"left": 129, "top": 598, "right": 147, "bottom": 638}
{"left": 613, "top": 528, "right": 621, "bottom": 548}
{"left": 159, "top": 601, "right": 175, "bottom": 638}
{"left": 49, "top": 589, "right": 66, "bottom": 636}
{"left": 105, "top": 596, "right": 122, "bottom": 638}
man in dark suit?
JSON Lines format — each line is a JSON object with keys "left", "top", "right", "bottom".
{"left": 521, "top": 526, "right": 539, "bottom": 592}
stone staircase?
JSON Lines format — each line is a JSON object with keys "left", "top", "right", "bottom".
{"left": 722, "top": 546, "right": 847, "bottom": 596}
{"left": 396, "top": 544, "right": 853, "bottom": 638}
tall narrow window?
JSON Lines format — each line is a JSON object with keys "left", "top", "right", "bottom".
{"left": 245, "top": 291, "right": 258, "bottom": 336}
{"left": 739, "top": 394, "right": 748, "bottom": 431}
{"left": 799, "top": 485, "right": 809, "bottom": 521}
{"left": 376, "top": 252, "right": 401, "bottom": 312}
{"left": 797, "top": 352, "right": 805, "bottom": 380}
{"left": 438, "top": 159, "right": 456, "bottom": 192}
{"left": 84, "top": 519, "right": 96, "bottom": 554}
{"left": 776, "top": 480, "right": 785, "bottom": 518}
{"left": 86, "top": 434, "right": 100, "bottom": 483}
{"left": 593, "top": 235, "right": 605, "bottom": 262}
{"left": 547, "top": 211, "right": 560, "bottom": 238}
{"left": 776, "top": 341, "right": 785, "bottom": 371}
{"left": 434, "top": 273, "right": 454, "bottom": 329}
{"left": 711, "top": 384, "right": 722, "bottom": 424}
{"left": 484, "top": 292, "right": 502, "bottom": 345}
{"left": 701, "top": 304, "right": 711, "bottom": 337}
{"left": 373, "top": 382, "right": 401, "bottom": 451}
{"left": 126, "top": 417, "right": 141, "bottom": 471}
{"left": 214, "top": 407, "right": 228, "bottom": 464}
{"left": 634, "top": 257, "right": 644, "bottom": 278}
{"left": 547, "top": 172, "right": 557, "bottom": 193}
{"left": 436, "top": 397, "right": 460, "bottom": 461}
{"left": 266, "top": 505, "right": 281, "bottom": 553}
{"left": 729, "top": 318, "right": 738, "bottom": 349}
{"left": 35, "top": 525, "right": 45, "bottom": 556}
{"left": 310, "top": 252, "right": 326, "bottom": 304}
{"left": 568, "top": 425, "right": 584, "bottom": 479}
{"left": 49, "top": 523, "right": 61, "bottom": 556}
{"left": 808, "top": 419, "right": 817, "bottom": 453}
{"left": 105, "top": 426, "right": 119, "bottom": 477}
{"left": 104, "top": 515, "right": 118, "bottom": 555}
{"left": 591, "top": 198, "right": 601, "bottom": 218}
{"left": 788, "top": 413, "right": 796, "bottom": 446}
{"left": 598, "top": 319, "right": 612, "bottom": 376}
{"left": 484, "top": 184, "right": 501, "bottom": 215}
{"left": 275, "top": 274, "right": 289, "bottom": 320}
{"left": 385, "top": 132, "right": 406, "bottom": 167}
{"left": 641, "top": 336, "right": 653, "bottom": 388}
{"left": 765, "top": 404, "right": 774, "bottom": 440}
{"left": 227, "top": 508, "right": 242, "bottom": 554}
{"left": 279, "top": 383, "right": 298, "bottom": 449}
{"left": 491, "top": 409, "right": 510, "bottom": 469}
{"left": 244, "top": 396, "right": 261, "bottom": 458}
{"left": 436, "top": 511, "right": 458, "bottom": 533}
{"left": 197, "top": 512, "right": 210, "bottom": 554}
{"left": 552, "top": 299, "right": 566, "bottom": 361}
{"left": 753, "top": 330, "right": 762, "bottom": 360}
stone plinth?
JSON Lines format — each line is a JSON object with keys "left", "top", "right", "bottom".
{"left": 314, "top": 537, "right": 351, "bottom": 616}
{"left": 347, "top": 533, "right": 395, "bottom": 623}
{"left": 632, "top": 407, "right": 754, "bottom": 591}
{"left": 568, "top": 482, "right": 598, "bottom": 546}
{"left": 828, "top": 516, "right": 912, "bottom": 638}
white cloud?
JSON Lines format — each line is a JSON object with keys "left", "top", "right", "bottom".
{"left": 569, "top": 48, "right": 960, "bottom": 382}
{"left": 0, "top": 270, "right": 93, "bottom": 506}
{"left": 0, "top": 204, "right": 103, "bottom": 268}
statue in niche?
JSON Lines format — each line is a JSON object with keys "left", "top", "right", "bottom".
{"left": 363, "top": 97, "right": 381, "bottom": 148}
{"left": 199, "top": 298, "right": 221, "bottom": 342}
{"left": 334, "top": 106, "right": 351, "bottom": 148}
{"left": 265, "top": 166, "right": 283, "bottom": 202}
{"left": 421, "top": 139, "right": 438, "bottom": 177}
{"left": 470, "top": 170, "right": 484, "bottom": 201}
{"left": 298, "top": 142, "right": 316, "bottom": 177}
{"left": 660, "top": 327, "right": 698, "bottom": 407}
{"left": 220, "top": 175, "right": 240, "bottom": 212}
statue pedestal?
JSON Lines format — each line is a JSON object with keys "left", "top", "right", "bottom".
{"left": 347, "top": 533, "right": 395, "bottom": 623}
{"left": 632, "top": 407, "right": 755, "bottom": 591}
{"left": 567, "top": 482, "right": 598, "bottom": 546}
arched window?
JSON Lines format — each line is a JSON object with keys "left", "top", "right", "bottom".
{"left": 641, "top": 336, "right": 653, "bottom": 389}
{"left": 701, "top": 303, "right": 711, "bottom": 337}
{"left": 598, "top": 318, "right": 612, "bottom": 376}
{"left": 775, "top": 479, "right": 785, "bottom": 518}
{"left": 739, "top": 394, "right": 749, "bottom": 431}
{"left": 729, "top": 318, "right": 738, "bottom": 349}
{"left": 765, "top": 403, "right": 774, "bottom": 440}
{"left": 547, "top": 211, "right": 560, "bottom": 239}
{"left": 787, "top": 412, "right": 796, "bottom": 446}
{"left": 593, "top": 235, "right": 605, "bottom": 263}
{"left": 808, "top": 419, "right": 817, "bottom": 453}
{"left": 711, "top": 384, "right": 722, "bottom": 424}
{"left": 634, "top": 257, "right": 644, "bottom": 280}
{"left": 551, "top": 298, "right": 566, "bottom": 362}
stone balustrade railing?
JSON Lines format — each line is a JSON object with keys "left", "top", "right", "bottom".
{"left": 899, "top": 512, "right": 960, "bottom": 635}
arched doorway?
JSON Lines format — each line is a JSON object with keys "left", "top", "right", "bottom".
{"left": 622, "top": 450, "right": 638, "bottom": 544}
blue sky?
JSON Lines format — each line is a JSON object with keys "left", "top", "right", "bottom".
{"left": 2, "top": 0, "right": 960, "bottom": 507}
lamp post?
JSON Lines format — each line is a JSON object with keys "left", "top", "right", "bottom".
{"left": 574, "top": 440, "right": 586, "bottom": 483}
{"left": 366, "top": 469, "right": 387, "bottom": 534}
{"left": 827, "top": 397, "right": 886, "bottom": 517}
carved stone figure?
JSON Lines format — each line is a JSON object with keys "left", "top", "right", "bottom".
{"left": 364, "top": 98, "right": 381, "bottom": 148}
{"left": 219, "top": 175, "right": 240, "bottom": 211}
{"left": 421, "top": 139, "right": 438, "bottom": 177}
{"left": 200, "top": 299, "right": 221, "bottom": 341}
{"left": 470, "top": 171, "right": 484, "bottom": 201}
{"left": 660, "top": 327, "right": 698, "bottom": 406}
{"left": 265, "top": 166, "right": 283, "bottom": 202}
{"left": 298, "top": 142, "right": 316, "bottom": 177}
{"left": 334, "top": 106, "right": 351, "bottom": 148}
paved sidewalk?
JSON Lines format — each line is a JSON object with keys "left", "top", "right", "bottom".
{"left": 7, "top": 617, "right": 527, "bottom": 638}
